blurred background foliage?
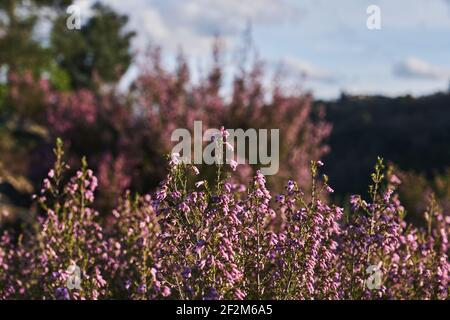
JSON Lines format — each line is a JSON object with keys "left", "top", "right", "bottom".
{"left": 0, "top": 0, "right": 449, "bottom": 228}
{"left": 321, "top": 93, "right": 450, "bottom": 223}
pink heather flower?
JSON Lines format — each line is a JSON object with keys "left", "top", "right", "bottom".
{"left": 286, "top": 180, "right": 295, "bottom": 192}
{"left": 235, "top": 288, "right": 246, "bottom": 300}
{"left": 224, "top": 183, "right": 232, "bottom": 193}
{"left": 384, "top": 188, "right": 394, "bottom": 203}
{"left": 162, "top": 286, "right": 171, "bottom": 297}
{"left": 350, "top": 194, "right": 360, "bottom": 211}
{"left": 86, "top": 190, "right": 95, "bottom": 202}
{"left": 150, "top": 268, "right": 157, "bottom": 281}
{"left": 192, "top": 166, "right": 200, "bottom": 175}
{"left": 170, "top": 153, "right": 180, "bottom": 165}
{"left": 178, "top": 202, "right": 190, "bottom": 213}
{"left": 48, "top": 169, "right": 55, "bottom": 178}
{"left": 326, "top": 186, "right": 334, "bottom": 193}
{"left": 390, "top": 174, "right": 401, "bottom": 185}
{"left": 220, "top": 126, "right": 230, "bottom": 138}
{"left": 317, "top": 160, "right": 324, "bottom": 167}
{"left": 195, "top": 180, "right": 205, "bottom": 188}
{"left": 90, "top": 176, "right": 98, "bottom": 191}
{"left": 230, "top": 160, "right": 238, "bottom": 171}
{"left": 43, "top": 178, "right": 51, "bottom": 190}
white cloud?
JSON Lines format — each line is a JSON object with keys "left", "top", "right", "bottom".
{"left": 393, "top": 57, "right": 450, "bottom": 80}
{"left": 174, "top": 0, "right": 301, "bottom": 36}
{"left": 281, "top": 57, "right": 335, "bottom": 83}
{"left": 99, "top": 0, "right": 301, "bottom": 55}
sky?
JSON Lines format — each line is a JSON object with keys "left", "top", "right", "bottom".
{"left": 76, "top": 0, "right": 450, "bottom": 99}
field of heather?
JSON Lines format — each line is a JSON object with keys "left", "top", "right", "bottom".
{"left": 0, "top": 1, "right": 449, "bottom": 301}
{"left": 1, "top": 138, "right": 448, "bottom": 299}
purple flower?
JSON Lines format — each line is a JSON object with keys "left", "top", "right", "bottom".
{"left": 286, "top": 180, "right": 295, "bottom": 192}
{"left": 350, "top": 195, "right": 360, "bottom": 211}
{"left": 178, "top": 202, "right": 190, "bottom": 213}
{"left": 136, "top": 237, "right": 146, "bottom": 248}
{"left": 204, "top": 287, "right": 219, "bottom": 300}
{"left": 55, "top": 287, "right": 70, "bottom": 300}
{"left": 137, "top": 284, "right": 147, "bottom": 294}
{"left": 181, "top": 267, "right": 192, "bottom": 279}
{"left": 230, "top": 160, "right": 238, "bottom": 171}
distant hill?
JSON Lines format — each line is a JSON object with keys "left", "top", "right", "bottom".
{"left": 318, "top": 92, "right": 450, "bottom": 200}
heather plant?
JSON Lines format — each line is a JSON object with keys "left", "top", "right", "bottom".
{"left": 105, "top": 192, "right": 160, "bottom": 299}
{"left": 1, "top": 139, "right": 108, "bottom": 299}
{"left": 34, "top": 139, "right": 109, "bottom": 299}
{"left": 0, "top": 140, "right": 448, "bottom": 300}
{"left": 338, "top": 158, "right": 449, "bottom": 299}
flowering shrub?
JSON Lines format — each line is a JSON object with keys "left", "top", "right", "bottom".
{"left": 41, "top": 45, "right": 330, "bottom": 209}
{"left": 0, "top": 138, "right": 448, "bottom": 299}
